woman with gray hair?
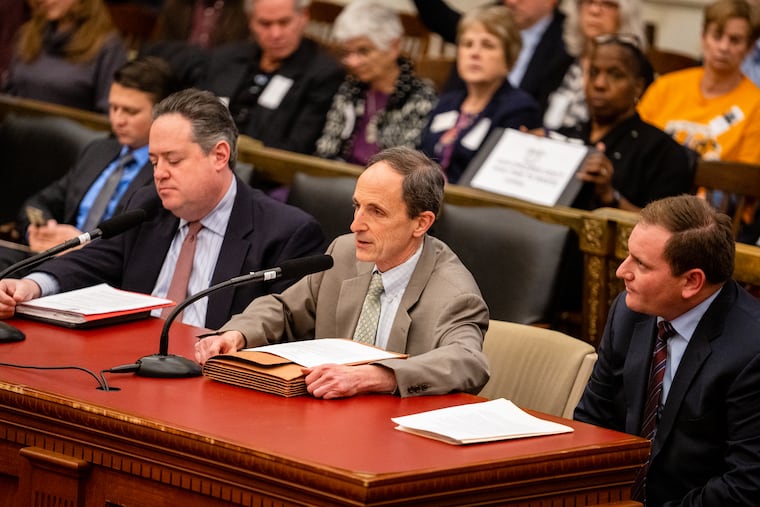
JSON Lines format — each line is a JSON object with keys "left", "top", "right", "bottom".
{"left": 543, "top": 0, "right": 646, "bottom": 129}
{"left": 314, "top": 0, "right": 437, "bottom": 165}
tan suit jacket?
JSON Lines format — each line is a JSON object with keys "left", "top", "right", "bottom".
{"left": 220, "top": 234, "right": 490, "bottom": 396}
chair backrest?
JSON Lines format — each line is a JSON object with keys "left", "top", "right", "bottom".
{"left": 693, "top": 159, "right": 760, "bottom": 238}
{"left": 479, "top": 320, "right": 597, "bottom": 418}
{"left": 286, "top": 172, "right": 357, "bottom": 243}
{"left": 0, "top": 113, "right": 107, "bottom": 223}
{"left": 646, "top": 47, "right": 699, "bottom": 76}
{"left": 432, "top": 203, "right": 571, "bottom": 325}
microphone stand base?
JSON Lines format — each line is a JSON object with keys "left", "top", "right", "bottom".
{"left": 136, "top": 354, "right": 202, "bottom": 378}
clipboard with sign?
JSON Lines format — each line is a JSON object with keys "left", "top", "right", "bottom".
{"left": 458, "top": 128, "right": 590, "bottom": 207}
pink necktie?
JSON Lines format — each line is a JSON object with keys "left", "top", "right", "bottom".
{"left": 161, "top": 221, "right": 203, "bottom": 319}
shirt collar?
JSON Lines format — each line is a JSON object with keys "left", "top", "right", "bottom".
{"left": 178, "top": 176, "right": 237, "bottom": 237}
{"left": 664, "top": 286, "right": 723, "bottom": 343}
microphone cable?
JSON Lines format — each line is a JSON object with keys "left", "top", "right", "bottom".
{"left": 0, "top": 362, "right": 113, "bottom": 391}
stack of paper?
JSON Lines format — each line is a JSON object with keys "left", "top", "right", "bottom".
{"left": 391, "top": 398, "right": 574, "bottom": 445}
{"left": 15, "top": 284, "right": 174, "bottom": 328}
{"left": 202, "top": 338, "right": 407, "bottom": 397}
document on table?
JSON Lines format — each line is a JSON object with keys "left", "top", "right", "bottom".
{"left": 245, "top": 338, "right": 406, "bottom": 368}
{"left": 391, "top": 398, "right": 574, "bottom": 445}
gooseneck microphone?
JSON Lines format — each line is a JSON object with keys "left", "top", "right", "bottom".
{"left": 0, "top": 209, "right": 148, "bottom": 280}
{"left": 133, "top": 254, "right": 334, "bottom": 378}
{"left": 0, "top": 209, "right": 148, "bottom": 343}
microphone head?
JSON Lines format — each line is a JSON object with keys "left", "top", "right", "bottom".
{"left": 97, "top": 209, "right": 147, "bottom": 239}
{"left": 279, "top": 254, "right": 334, "bottom": 280}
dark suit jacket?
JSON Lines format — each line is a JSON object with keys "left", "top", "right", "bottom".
{"left": 575, "top": 281, "right": 760, "bottom": 506}
{"left": 412, "top": 0, "right": 572, "bottom": 112}
{"left": 35, "top": 177, "right": 326, "bottom": 329}
{"left": 418, "top": 80, "right": 541, "bottom": 183}
{"left": 17, "top": 136, "right": 154, "bottom": 236}
{"left": 200, "top": 38, "right": 344, "bottom": 154}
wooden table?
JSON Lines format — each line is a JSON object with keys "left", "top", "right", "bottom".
{"left": 0, "top": 317, "right": 648, "bottom": 506}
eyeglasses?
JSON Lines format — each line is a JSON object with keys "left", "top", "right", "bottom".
{"left": 579, "top": 0, "right": 620, "bottom": 10}
{"left": 593, "top": 33, "right": 643, "bottom": 50}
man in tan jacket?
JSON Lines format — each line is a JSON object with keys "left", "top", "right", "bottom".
{"left": 195, "top": 147, "right": 490, "bottom": 399}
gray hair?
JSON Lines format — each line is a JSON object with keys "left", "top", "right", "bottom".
{"left": 332, "top": 1, "right": 403, "bottom": 52}
{"left": 244, "top": 0, "right": 310, "bottom": 17}
{"left": 562, "top": 0, "right": 647, "bottom": 57}
{"left": 153, "top": 89, "right": 239, "bottom": 171}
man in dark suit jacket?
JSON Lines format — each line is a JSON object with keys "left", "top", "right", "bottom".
{"left": 200, "top": 0, "right": 344, "bottom": 154}
{"left": 0, "top": 57, "right": 176, "bottom": 271}
{"left": 412, "top": 0, "right": 572, "bottom": 113}
{"left": 0, "top": 89, "right": 325, "bottom": 329}
{"left": 575, "top": 195, "right": 760, "bottom": 506}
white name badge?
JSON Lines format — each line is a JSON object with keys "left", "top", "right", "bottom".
{"left": 258, "top": 75, "right": 294, "bottom": 109}
{"left": 461, "top": 118, "right": 491, "bottom": 150}
{"left": 429, "top": 110, "right": 459, "bottom": 133}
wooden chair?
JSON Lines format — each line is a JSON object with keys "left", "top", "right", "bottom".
{"left": 693, "top": 159, "right": 760, "bottom": 238}
{"left": 304, "top": 0, "right": 342, "bottom": 52}
{"left": 478, "top": 320, "right": 597, "bottom": 418}
{"left": 107, "top": 3, "right": 159, "bottom": 57}
{"left": 646, "top": 47, "right": 700, "bottom": 76}
{"left": 414, "top": 56, "right": 455, "bottom": 93}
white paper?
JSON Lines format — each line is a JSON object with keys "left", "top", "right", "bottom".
{"left": 245, "top": 338, "right": 403, "bottom": 368}
{"left": 469, "top": 128, "right": 588, "bottom": 206}
{"left": 391, "top": 398, "right": 573, "bottom": 445}
{"left": 17, "top": 283, "right": 173, "bottom": 315}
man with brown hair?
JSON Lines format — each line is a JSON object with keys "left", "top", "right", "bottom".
{"left": 575, "top": 194, "right": 760, "bottom": 505}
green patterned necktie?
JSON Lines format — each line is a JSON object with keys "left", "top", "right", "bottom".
{"left": 353, "top": 272, "right": 384, "bottom": 345}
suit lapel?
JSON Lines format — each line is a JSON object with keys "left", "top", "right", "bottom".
{"left": 385, "top": 236, "right": 436, "bottom": 354}
{"left": 652, "top": 282, "right": 736, "bottom": 456}
{"left": 206, "top": 178, "right": 254, "bottom": 327}
{"left": 625, "top": 317, "right": 659, "bottom": 435}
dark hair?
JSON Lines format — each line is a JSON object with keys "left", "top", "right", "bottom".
{"left": 113, "top": 56, "right": 178, "bottom": 104}
{"left": 592, "top": 34, "right": 655, "bottom": 89}
{"left": 153, "top": 89, "right": 239, "bottom": 171}
{"left": 366, "top": 147, "right": 445, "bottom": 219}
{"left": 639, "top": 195, "right": 735, "bottom": 284}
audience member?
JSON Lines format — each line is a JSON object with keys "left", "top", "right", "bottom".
{"left": 0, "top": 56, "right": 177, "bottom": 271}
{"left": 153, "top": 0, "right": 250, "bottom": 49}
{"left": 4, "top": 0, "right": 127, "bottom": 113}
{"left": 0, "top": 0, "right": 29, "bottom": 87}
{"left": 638, "top": 0, "right": 760, "bottom": 164}
{"left": 0, "top": 89, "right": 326, "bottom": 329}
{"left": 575, "top": 194, "right": 760, "bottom": 506}
{"left": 195, "top": 147, "right": 490, "bottom": 399}
{"left": 199, "top": 0, "right": 344, "bottom": 154}
{"left": 314, "top": 1, "right": 437, "bottom": 166}
{"left": 418, "top": 5, "right": 541, "bottom": 184}
{"left": 543, "top": 0, "right": 646, "bottom": 130}
{"left": 412, "top": 0, "right": 572, "bottom": 113}
{"left": 556, "top": 35, "right": 693, "bottom": 211}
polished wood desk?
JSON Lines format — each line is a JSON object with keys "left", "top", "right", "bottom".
{"left": 0, "top": 318, "right": 648, "bottom": 506}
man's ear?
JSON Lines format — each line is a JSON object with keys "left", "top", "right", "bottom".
{"left": 412, "top": 211, "right": 436, "bottom": 237}
{"left": 681, "top": 268, "right": 707, "bottom": 299}
{"left": 212, "top": 140, "right": 231, "bottom": 171}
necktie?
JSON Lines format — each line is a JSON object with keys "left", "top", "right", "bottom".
{"left": 161, "top": 221, "right": 203, "bottom": 319}
{"left": 631, "top": 320, "right": 677, "bottom": 502}
{"left": 353, "top": 272, "right": 384, "bottom": 345}
{"left": 83, "top": 152, "right": 135, "bottom": 231}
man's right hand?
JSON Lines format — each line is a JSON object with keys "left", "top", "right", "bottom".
{"left": 0, "top": 279, "right": 41, "bottom": 318}
{"left": 194, "top": 330, "right": 246, "bottom": 365}
{"left": 28, "top": 220, "right": 83, "bottom": 252}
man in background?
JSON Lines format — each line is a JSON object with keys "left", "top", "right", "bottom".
{"left": 200, "top": 0, "right": 344, "bottom": 154}
{"left": 575, "top": 195, "right": 760, "bottom": 505}
{"left": 0, "top": 56, "right": 176, "bottom": 270}
{"left": 0, "top": 89, "right": 325, "bottom": 329}
{"left": 196, "top": 147, "right": 490, "bottom": 399}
